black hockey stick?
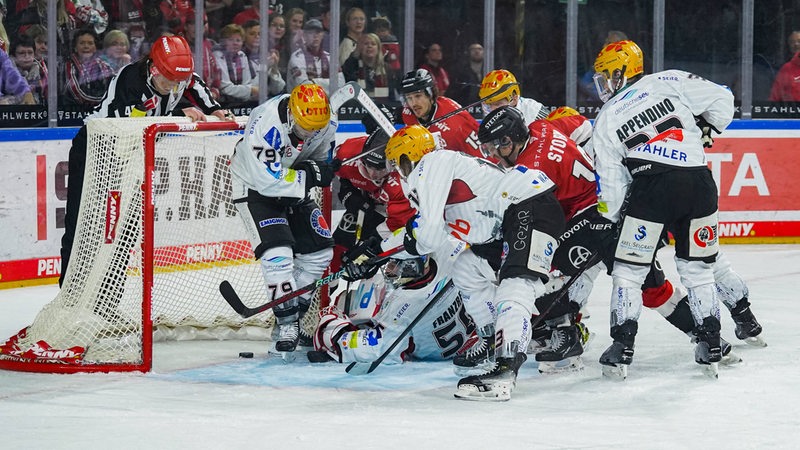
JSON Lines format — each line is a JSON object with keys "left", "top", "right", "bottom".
{"left": 428, "top": 81, "right": 518, "bottom": 126}
{"left": 345, "top": 279, "right": 457, "bottom": 375}
{"left": 220, "top": 245, "right": 405, "bottom": 319}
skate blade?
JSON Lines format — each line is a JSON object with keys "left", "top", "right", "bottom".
{"left": 699, "top": 361, "right": 719, "bottom": 379}
{"left": 538, "top": 356, "right": 584, "bottom": 375}
{"left": 743, "top": 335, "right": 767, "bottom": 348}
{"left": 453, "top": 383, "right": 512, "bottom": 402}
{"left": 720, "top": 351, "right": 743, "bottom": 366}
{"left": 601, "top": 363, "right": 628, "bottom": 380}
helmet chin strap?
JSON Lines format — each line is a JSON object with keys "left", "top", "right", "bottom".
{"left": 498, "top": 139, "right": 522, "bottom": 167}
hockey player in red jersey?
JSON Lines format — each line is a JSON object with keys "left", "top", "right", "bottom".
{"left": 331, "top": 130, "right": 415, "bottom": 272}
{"left": 398, "top": 68, "right": 483, "bottom": 159}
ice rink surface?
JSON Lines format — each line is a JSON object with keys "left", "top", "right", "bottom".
{"left": 1, "top": 244, "right": 798, "bottom": 449}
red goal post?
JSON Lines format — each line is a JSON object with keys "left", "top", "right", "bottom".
{"left": 0, "top": 118, "right": 331, "bottom": 373}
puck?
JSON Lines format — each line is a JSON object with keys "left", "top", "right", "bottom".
{"left": 239, "top": 352, "right": 254, "bottom": 358}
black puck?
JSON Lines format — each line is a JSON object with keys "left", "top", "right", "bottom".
{"left": 239, "top": 351, "right": 254, "bottom": 358}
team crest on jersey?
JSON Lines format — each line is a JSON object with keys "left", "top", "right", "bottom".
{"left": 310, "top": 208, "right": 332, "bottom": 238}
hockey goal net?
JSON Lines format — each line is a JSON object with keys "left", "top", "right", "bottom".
{"left": 0, "top": 117, "right": 331, "bottom": 373}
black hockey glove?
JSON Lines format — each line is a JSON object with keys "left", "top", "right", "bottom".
{"left": 296, "top": 160, "right": 338, "bottom": 188}
{"left": 695, "top": 116, "right": 720, "bottom": 148}
{"left": 361, "top": 104, "right": 396, "bottom": 135}
{"left": 341, "top": 235, "right": 384, "bottom": 281}
{"left": 340, "top": 180, "right": 376, "bottom": 213}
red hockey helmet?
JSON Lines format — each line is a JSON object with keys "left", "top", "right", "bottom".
{"left": 149, "top": 35, "right": 194, "bottom": 82}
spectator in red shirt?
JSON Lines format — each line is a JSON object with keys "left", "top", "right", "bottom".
{"left": 419, "top": 43, "right": 449, "bottom": 96}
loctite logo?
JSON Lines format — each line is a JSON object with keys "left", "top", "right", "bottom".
{"left": 105, "top": 190, "right": 121, "bottom": 244}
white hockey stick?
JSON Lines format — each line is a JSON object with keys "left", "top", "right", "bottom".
{"left": 330, "top": 81, "right": 396, "bottom": 138}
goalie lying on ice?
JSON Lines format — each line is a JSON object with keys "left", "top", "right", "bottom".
{"left": 314, "top": 247, "right": 478, "bottom": 364}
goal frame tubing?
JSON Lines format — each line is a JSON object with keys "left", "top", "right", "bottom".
{"left": 0, "top": 121, "right": 246, "bottom": 374}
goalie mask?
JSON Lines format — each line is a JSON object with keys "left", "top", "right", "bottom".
{"left": 288, "top": 83, "right": 331, "bottom": 139}
{"left": 382, "top": 256, "right": 429, "bottom": 289}
{"left": 593, "top": 40, "right": 644, "bottom": 103}
{"left": 385, "top": 125, "right": 437, "bottom": 179}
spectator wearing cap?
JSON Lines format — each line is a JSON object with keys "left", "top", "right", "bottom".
{"left": 287, "top": 17, "right": 344, "bottom": 93}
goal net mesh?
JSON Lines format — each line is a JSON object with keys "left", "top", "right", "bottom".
{"left": 0, "top": 117, "right": 330, "bottom": 372}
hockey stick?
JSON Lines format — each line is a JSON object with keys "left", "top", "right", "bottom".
{"left": 428, "top": 81, "right": 518, "bottom": 126}
{"left": 346, "top": 279, "right": 457, "bottom": 375}
{"left": 220, "top": 245, "right": 405, "bottom": 319}
{"left": 330, "top": 81, "right": 396, "bottom": 137}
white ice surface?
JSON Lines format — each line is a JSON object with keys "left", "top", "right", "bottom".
{"left": 1, "top": 245, "right": 798, "bottom": 449}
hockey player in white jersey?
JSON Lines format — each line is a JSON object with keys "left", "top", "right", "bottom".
{"left": 342, "top": 124, "right": 566, "bottom": 401}
{"left": 229, "top": 83, "right": 338, "bottom": 357}
{"left": 479, "top": 69, "right": 547, "bottom": 125}
{"left": 313, "top": 246, "right": 476, "bottom": 364}
{"left": 591, "top": 40, "right": 758, "bottom": 378}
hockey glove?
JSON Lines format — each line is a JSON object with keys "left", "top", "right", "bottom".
{"left": 341, "top": 235, "right": 384, "bottom": 281}
{"left": 296, "top": 160, "right": 338, "bottom": 188}
{"left": 314, "top": 306, "right": 357, "bottom": 362}
{"left": 340, "top": 187, "right": 376, "bottom": 213}
{"left": 695, "top": 116, "right": 720, "bottom": 148}
{"left": 402, "top": 216, "right": 421, "bottom": 255}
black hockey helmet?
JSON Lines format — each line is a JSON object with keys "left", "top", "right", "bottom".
{"left": 400, "top": 69, "right": 435, "bottom": 97}
{"left": 478, "top": 105, "right": 529, "bottom": 146}
{"left": 362, "top": 129, "right": 389, "bottom": 169}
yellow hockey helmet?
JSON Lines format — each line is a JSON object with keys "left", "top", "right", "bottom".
{"left": 385, "top": 125, "right": 436, "bottom": 178}
{"left": 479, "top": 69, "right": 521, "bottom": 104}
{"left": 593, "top": 40, "right": 644, "bottom": 102}
{"left": 547, "top": 106, "right": 580, "bottom": 121}
{"left": 288, "top": 83, "right": 331, "bottom": 132}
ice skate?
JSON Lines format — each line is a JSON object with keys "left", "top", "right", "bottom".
{"left": 536, "top": 323, "right": 586, "bottom": 374}
{"left": 599, "top": 341, "right": 633, "bottom": 380}
{"left": 599, "top": 320, "right": 637, "bottom": 380}
{"left": 694, "top": 317, "right": 722, "bottom": 378}
{"left": 730, "top": 299, "right": 766, "bottom": 347}
{"left": 526, "top": 319, "right": 551, "bottom": 354}
{"left": 270, "top": 320, "right": 300, "bottom": 361}
{"left": 454, "top": 352, "right": 527, "bottom": 402}
{"left": 453, "top": 326, "right": 495, "bottom": 376}
{"left": 718, "top": 337, "right": 743, "bottom": 366}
